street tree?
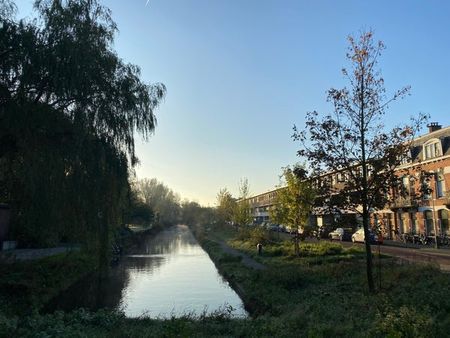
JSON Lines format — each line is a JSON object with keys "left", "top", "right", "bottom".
{"left": 216, "top": 188, "right": 236, "bottom": 225}
{"left": 293, "top": 31, "right": 424, "bottom": 292}
{"left": 232, "top": 178, "right": 252, "bottom": 226}
{"left": 270, "top": 165, "right": 316, "bottom": 255}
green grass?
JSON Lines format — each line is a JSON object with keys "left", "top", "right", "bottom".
{"left": 194, "top": 224, "right": 450, "bottom": 337}
{"left": 0, "top": 251, "right": 96, "bottom": 316}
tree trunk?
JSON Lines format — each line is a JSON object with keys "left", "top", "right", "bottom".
{"left": 362, "top": 207, "right": 375, "bottom": 292}
{"left": 360, "top": 71, "right": 375, "bottom": 293}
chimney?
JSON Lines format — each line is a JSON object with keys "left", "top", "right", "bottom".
{"left": 427, "top": 122, "right": 442, "bottom": 133}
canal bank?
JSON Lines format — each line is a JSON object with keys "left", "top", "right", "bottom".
{"left": 188, "top": 223, "right": 450, "bottom": 336}
{"left": 190, "top": 233, "right": 268, "bottom": 317}
{"left": 0, "top": 224, "right": 164, "bottom": 317}
{"left": 44, "top": 225, "right": 247, "bottom": 318}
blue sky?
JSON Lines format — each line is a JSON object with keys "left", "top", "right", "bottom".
{"left": 16, "top": 0, "right": 450, "bottom": 205}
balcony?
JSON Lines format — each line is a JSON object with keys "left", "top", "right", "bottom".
{"left": 390, "top": 196, "right": 418, "bottom": 210}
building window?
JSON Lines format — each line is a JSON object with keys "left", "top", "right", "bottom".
{"left": 409, "top": 211, "right": 417, "bottom": 234}
{"left": 402, "top": 176, "right": 409, "bottom": 191}
{"left": 400, "top": 150, "right": 412, "bottom": 165}
{"left": 423, "top": 139, "right": 442, "bottom": 160}
{"left": 436, "top": 172, "right": 445, "bottom": 198}
{"left": 424, "top": 210, "right": 434, "bottom": 235}
{"left": 439, "top": 210, "right": 449, "bottom": 235}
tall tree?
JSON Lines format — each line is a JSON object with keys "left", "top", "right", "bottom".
{"left": 270, "top": 165, "right": 316, "bottom": 255}
{"left": 216, "top": 188, "right": 236, "bottom": 225}
{"left": 125, "top": 181, "right": 154, "bottom": 227}
{"left": 181, "top": 200, "right": 215, "bottom": 227}
{"left": 232, "top": 178, "right": 252, "bottom": 226}
{"left": 0, "top": 0, "right": 165, "bottom": 254}
{"left": 137, "top": 178, "right": 181, "bottom": 226}
{"left": 293, "top": 31, "right": 423, "bottom": 292}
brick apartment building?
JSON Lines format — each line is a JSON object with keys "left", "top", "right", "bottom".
{"left": 374, "top": 123, "right": 450, "bottom": 239}
{"left": 247, "top": 123, "right": 450, "bottom": 239}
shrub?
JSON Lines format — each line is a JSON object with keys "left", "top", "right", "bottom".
{"left": 375, "top": 305, "right": 434, "bottom": 338}
{"left": 300, "top": 241, "right": 343, "bottom": 256}
{"left": 236, "top": 227, "right": 274, "bottom": 246}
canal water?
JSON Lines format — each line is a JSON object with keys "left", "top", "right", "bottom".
{"left": 46, "top": 225, "right": 247, "bottom": 318}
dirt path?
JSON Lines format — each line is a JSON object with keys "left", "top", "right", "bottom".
{"left": 217, "top": 241, "right": 266, "bottom": 270}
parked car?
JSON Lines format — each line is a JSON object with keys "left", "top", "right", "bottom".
{"left": 268, "top": 224, "right": 280, "bottom": 231}
{"left": 328, "top": 227, "right": 352, "bottom": 241}
{"left": 351, "top": 228, "right": 383, "bottom": 244}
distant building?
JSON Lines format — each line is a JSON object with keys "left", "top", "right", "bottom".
{"left": 247, "top": 189, "right": 280, "bottom": 224}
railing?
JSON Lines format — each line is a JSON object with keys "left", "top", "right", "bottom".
{"left": 389, "top": 196, "right": 418, "bottom": 209}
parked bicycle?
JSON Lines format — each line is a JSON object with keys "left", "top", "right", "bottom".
{"left": 437, "top": 234, "right": 450, "bottom": 247}
{"left": 416, "top": 233, "right": 433, "bottom": 246}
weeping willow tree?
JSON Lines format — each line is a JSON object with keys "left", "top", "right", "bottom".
{"left": 0, "top": 0, "right": 165, "bottom": 261}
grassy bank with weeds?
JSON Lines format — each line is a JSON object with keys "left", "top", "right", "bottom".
{"left": 0, "top": 251, "right": 96, "bottom": 317}
{"left": 0, "top": 224, "right": 165, "bottom": 317}
{"left": 192, "top": 223, "right": 450, "bottom": 337}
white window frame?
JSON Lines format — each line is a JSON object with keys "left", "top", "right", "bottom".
{"left": 423, "top": 138, "right": 442, "bottom": 160}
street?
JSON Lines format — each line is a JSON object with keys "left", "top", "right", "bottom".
{"left": 277, "top": 231, "right": 450, "bottom": 272}
{"left": 339, "top": 239, "right": 450, "bottom": 272}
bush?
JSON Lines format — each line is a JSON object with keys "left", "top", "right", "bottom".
{"left": 236, "top": 227, "right": 274, "bottom": 246}
{"left": 300, "top": 241, "right": 343, "bottom": 256}
{"left": 375, "top": 305, "right": 434, "bottom": 338}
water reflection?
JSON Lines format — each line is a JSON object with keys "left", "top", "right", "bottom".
{"left": 46, "top": 225, "right": 247, "bottom": 318}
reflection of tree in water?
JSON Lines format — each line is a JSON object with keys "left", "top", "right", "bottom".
{"left": 122, "top": 255, "right": 165, "bottom": 272}
{"left": 45, "top": 225, "right": 198, "bottom": 313}
{"left": 43, "top": 261, "right": 129, "bottom": 313}
{"left": 130, "top": 225, "right": 200, "bottom": 256}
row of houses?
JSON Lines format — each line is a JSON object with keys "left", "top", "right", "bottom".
{"left": 247, "top": 123, "right": 450, "bottom": 240}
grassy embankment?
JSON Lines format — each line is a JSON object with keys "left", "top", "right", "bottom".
{"left": 192, "top": 224, "right": 450, "bottom": 337}
{"left": 0, "top": 224, "right": 164, "bottom": 318}
{"left": 0, "top": 251, "right": 96, "bottom": 317}
{"left": 1, "top": 223, "right": 450, "bottom": 337}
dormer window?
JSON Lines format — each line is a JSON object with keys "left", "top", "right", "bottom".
{"left": 423, "top": 139, "right": 442, "bottom": 160}
{"left": 400, "top": 150, "right": 412, "bottom": 165}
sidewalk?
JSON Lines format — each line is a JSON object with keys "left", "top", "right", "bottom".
{"left": 419, "top": 248, "right": 450, "bottom": 255}
{"left": 382, "top": 239, "right": 421, "bottom": 249}
{"left": 216, "top": 240, "right": 266, "bottom": 270}
{"left": 0, "top": 245, "right": 80, "bottom": 262}
{"left": 383, "top": 239, "right": 450, "bottom": 252}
